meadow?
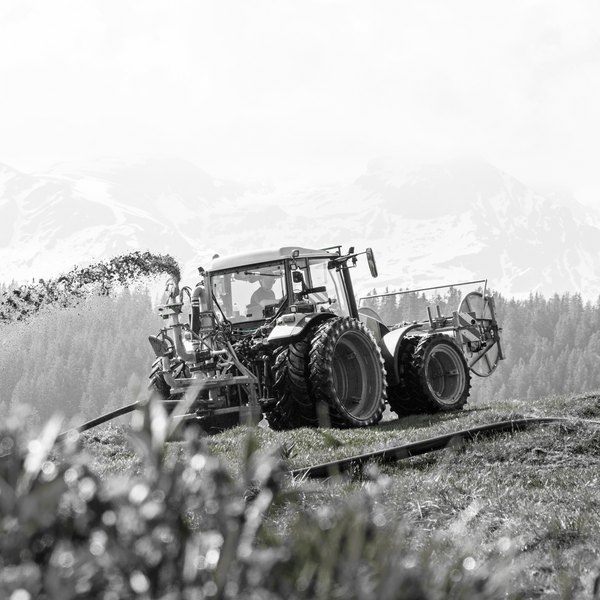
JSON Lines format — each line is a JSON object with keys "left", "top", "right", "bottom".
{"left": 73, "top": 390, "right": 600, "bottom": 599}
{"left": 2, "top": 287, "right": 600, "bottom": 598}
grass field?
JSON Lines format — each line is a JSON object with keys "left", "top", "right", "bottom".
{"left": 80, "top": 391, "right": 600, "bottom": 599}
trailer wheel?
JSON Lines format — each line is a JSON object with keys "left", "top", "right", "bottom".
{"left": 266, "top": 337, "right": 319, "bottom": 430}
{"left": 309, "top": 317, "right": 386, "bottom": 428}
{"left": 404, "top": 334, "right": 471, "bottom": 412}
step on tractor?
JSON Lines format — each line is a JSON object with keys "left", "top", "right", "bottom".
{"left": 148, "top": 246, "right": 503, "bottom": 431}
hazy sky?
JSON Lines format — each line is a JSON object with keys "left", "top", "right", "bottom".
{"left": 1, "top": 1, "right": 600, "bottom": 205}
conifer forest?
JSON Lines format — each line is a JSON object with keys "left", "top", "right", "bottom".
{"left": 2, "top": 283, "right": 599, "bottom": 425}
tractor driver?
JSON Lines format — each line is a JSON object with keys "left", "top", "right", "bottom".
{"left": 250, "top": 275, "right": 277, "bottom": 308}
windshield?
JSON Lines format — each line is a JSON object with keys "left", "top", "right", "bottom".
{"left": 211, "top": 262, "right": 287, "bottom": 323}
{"left": 292, "top": 258, "right": 349, "bottom": 316}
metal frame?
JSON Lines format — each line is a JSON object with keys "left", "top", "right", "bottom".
{"left": 358, "top": 278, "right": 502, "bottom": 376}
{"left": 358, "top": 279, "right": 487, "bottom": 303}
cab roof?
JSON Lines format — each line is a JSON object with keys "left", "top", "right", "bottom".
{"left": 209, "top": 246, "right": 338, "bottom": 272}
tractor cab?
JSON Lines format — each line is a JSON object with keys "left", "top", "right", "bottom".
{"left": 205, "top": 246, "right": 360, "bottom": 334}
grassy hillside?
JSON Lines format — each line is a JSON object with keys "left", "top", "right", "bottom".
{"left": 3, "top": 284, "right": 600, "bottom": 597}
{"left": 79, "top": 391, "right": 600, "bottom": 599}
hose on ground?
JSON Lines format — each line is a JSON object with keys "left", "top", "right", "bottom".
{"left": 289, "top": 416, "right": 600, "bottom": 479}
{"left": 56, "top": 402, "right": 141, "bottom": 442}
{"left": 56, "top": 402, "right": 600, "bottom": 481}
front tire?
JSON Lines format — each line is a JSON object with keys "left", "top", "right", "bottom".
{"left": 309, "top": 317, "right": 386, "bottom": 427}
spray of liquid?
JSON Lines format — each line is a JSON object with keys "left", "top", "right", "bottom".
{"left": 0, "top": 251, "right": 181, "bottom": 324}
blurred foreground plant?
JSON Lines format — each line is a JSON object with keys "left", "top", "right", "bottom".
{"left": 0, "top": 401, "right": 516, "bottom": 600}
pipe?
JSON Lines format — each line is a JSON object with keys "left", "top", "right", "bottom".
{"left": 54, "top": 400, "right": 600, "bottom": 482}
{"left": 288, "top": 416, "right": 600, "bottom": 479}
{"left": 191, "top": 284, "right": 210, "bottom": 335}
{"left": 56, "top": 402, "right": 140, "bottom": 442}
{"left": 340, "top": 264, "right": 359, "bottom": 319}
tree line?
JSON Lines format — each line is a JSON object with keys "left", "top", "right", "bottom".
{"left": 2, "top": 286, "right": 600, "bottom": 426}
{"left": 0, "top": 288, "right": 160, "bottom": 426}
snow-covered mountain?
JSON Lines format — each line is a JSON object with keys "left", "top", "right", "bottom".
{"left": 1, "top": 157, "right": 599, "bottom": 299}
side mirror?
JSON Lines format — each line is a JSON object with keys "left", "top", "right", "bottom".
{"left": 348, "top": 246, "right": 357, "bottom": 266}
{"left": 292, "top": 271, "right": 304, "bottom": 283}
{"left": 366, "top": 248, "right": 378, "bottom": 278}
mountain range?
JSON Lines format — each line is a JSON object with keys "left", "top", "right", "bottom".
{"left": 1, "top": 156, "right": 599, "bottom": 299}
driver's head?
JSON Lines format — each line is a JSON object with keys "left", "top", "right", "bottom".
{"left": 260, "top": 276, "right": 276, "bottom": 289}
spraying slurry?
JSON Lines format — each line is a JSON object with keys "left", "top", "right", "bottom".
{"left": 0, "top": 251, "right": 180, "bottom": 323}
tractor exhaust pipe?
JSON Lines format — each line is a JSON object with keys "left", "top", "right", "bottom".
{"left": 191, "top": 283, "right": 211, "bottom": 336}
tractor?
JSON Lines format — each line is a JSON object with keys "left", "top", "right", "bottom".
{"left": 148, "top": 246, "right": 503, "bottom": 430}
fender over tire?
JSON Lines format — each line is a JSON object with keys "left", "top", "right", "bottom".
{"left": 309, "top": 317, "right": 386, "bottom": 428}
{"left": 402, "top": 334, "right": 471, "bottom": 413}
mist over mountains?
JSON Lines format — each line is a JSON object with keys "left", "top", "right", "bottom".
{"left": 1, "top": 157, "right": 599, "bottom": 299}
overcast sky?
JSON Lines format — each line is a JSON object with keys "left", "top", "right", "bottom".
{"left": 1, "top": 1, "right": 600, "bottom": 206}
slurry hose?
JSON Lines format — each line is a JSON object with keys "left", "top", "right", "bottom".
{"left": 57, "top": 403, "right": 600, "bottom": 481}
{"left": 288, "top": 416, "right": 600, "bottom": 479}
{"left": 56, "top": 402, "right": 141, "bottom": 442}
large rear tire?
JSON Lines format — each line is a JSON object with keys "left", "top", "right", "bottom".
{"left": 309, "top": 317, "right": 386, "bottom": 428}
{"left": 266, "top": 337, "right": 319, "bottom": 430}
{"left": 403, "top": 334, "right": 471, "bottom": 413}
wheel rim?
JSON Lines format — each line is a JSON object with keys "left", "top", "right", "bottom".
{"left": 424, "top": 344, "right": 466, "bottom": 405}
{"left": 331, "top": 331, "right": 382, "bottom": 419}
